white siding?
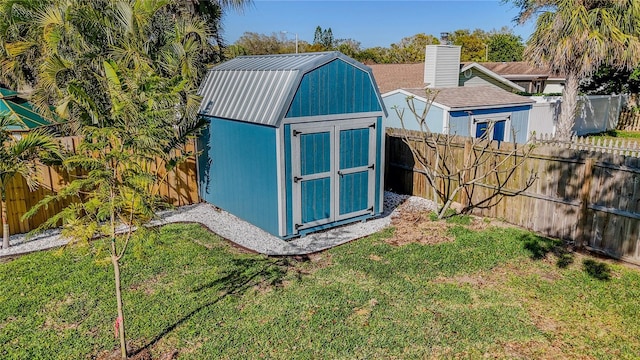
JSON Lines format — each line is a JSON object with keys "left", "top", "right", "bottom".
{"left": 529, "top": 102, "right": 558, "bottom": 138}
{"left": 424, "top": 45, "right": 461, "bottom": 88}
{"left": 543, "top": 81, "right": 564, "bottom": 94}
{"left": 459, "top": 69, "right": 514, "bottom": 92}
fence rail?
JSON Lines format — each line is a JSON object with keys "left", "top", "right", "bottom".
{"left": 386, "top": 130, "right": 640, "bottom": 266}
{"left": 0, "top": 136, "right": 199, "bottom": 237}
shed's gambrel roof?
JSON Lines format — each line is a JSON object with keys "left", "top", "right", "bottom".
{"left": 198, "top": 52, "right": 385, "bottom": 127}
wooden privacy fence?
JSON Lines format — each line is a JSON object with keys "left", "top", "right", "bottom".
{"left": 617, "top": 108, "right": 640, "bottom": 132}
{"left": 386, "top": 130, "right": 640, "bottom": 265}
{"left": 0, "top": 136, "right": 199, "bottom": 237}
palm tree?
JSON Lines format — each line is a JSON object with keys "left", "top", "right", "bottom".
{"left": 0, "top": 116, "right": 60, "bottom": 248}
{"left": 510, "top": 0, "right": 640, "bottom": 141}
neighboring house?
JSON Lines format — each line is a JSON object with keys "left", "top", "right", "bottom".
{"left": 458, "top": 62, "right": 526, "bottom": 93}
{"left": 0, "top": 88, "right": 57, "bottom": 134}
{"left": 371, "top": 45, "right": 537, "bottom": 143}
{"left": 383, "top": 87, "right": 534, "bottom": 143}
{"left": 461, "top": 62, "right": 566, "bottom": 94}
{"left": 369, "top": 60, "right": 566, "bottom": 95}
{"left": 197, "top": 52, "right": 387, "bottom": 238}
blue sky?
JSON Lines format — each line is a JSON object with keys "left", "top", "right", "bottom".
{"left": 222, "top": 1, "right": 536, "bottom": 49}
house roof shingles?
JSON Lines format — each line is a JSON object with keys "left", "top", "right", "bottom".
{"left": 370, "top": 63, "right": 535, "bottom": 109}
{"left": 401, "top": 86, "right": 535, "bottom": 110}
{"left": 368, "top": 63, "right": 424, "bottom": 93}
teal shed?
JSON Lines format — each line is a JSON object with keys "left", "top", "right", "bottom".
{"left": 197, "top": 52, "right": 387, "bottom": 238}
{"left": 0, "top": 88, "right": 57, "bottom": 131}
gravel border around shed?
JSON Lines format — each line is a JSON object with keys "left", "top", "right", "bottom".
{"left": 0, "top": 192, "right": 437, "bottom": 257}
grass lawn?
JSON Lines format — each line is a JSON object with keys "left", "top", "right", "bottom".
{"left": 587, "top": 129, "right": 640, "bottom": 143}
{"left": 1, "top": 220, "right": 640, "bottom": 359}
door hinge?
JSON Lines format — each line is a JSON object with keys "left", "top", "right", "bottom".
{"left": 294, "top": 176, "right": 303, "bottom": 183}
{"left": 369, "top": 123, "right": 376, "bottom": 129}
{"left": 368, "top": 164, "right": 375, "bottom": 170}
{"left": 368, "top": 206, "right": 374, "bottom": 212}
{"left": 293, "top": 130, "right": 302, "bottom": 136}
{"left": 295, "top": 224, "right": 302, "bottom": 230}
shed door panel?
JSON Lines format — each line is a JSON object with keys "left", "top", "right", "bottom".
{"left": 336, "top": 126, "right": 375, "bottom": 220}
{"left": 290, "top": 119, "right": 376, "bottom": 234}
{"left": 299, "top": 132, "right": 333, "bottom": 224}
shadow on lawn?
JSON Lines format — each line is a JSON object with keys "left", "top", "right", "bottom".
{"left": 582, "top": 259, "right": 612, "bottom": 281}
{"left": 131, "top": 257, "right": 291, "bottom": 357}
{"left": 519, "top": 233, "right": 574, "bottom": 268}
{"left": 520, "top": 233, "right": 613, "bottom": 280}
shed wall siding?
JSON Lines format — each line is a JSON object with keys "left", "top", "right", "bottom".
{"left": 510, "top": 107, "right": 531, "bottom": 143}
{"left": 459, "top": 69, "right": 514, "bottom": 92}
{"left": 286, "top": 59, "right": 381, "bottom": 118}
{"left": 198, "top": 117, "right": 280, "bottom": 235}
{"left": 382, "top": 93, "right": 444, "bottom": 133}
{"left": 448, "top": 111, "right": 471, "bottom": 137}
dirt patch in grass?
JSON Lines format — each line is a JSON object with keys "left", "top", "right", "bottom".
{"left": 433, "top": 273, "right": 491, "bottom": 288}
{"left": 289, "top": 252, "right": 334, "bottom": 276}
{"left": 385, "top": 206, "right": 520, "bottom": 247}
{"left": 129, "top": 272, "right": 167, "bottom": 295}
{"left": 500, "top": 339, "right": 577, "bottom": 360}
{"left": 434, "top": 257, "right": 567, "bottom": 292}
{"left": 387, "top": 210, "right": 454, "bottom": 246}
{"left": 466, "top": 217, "right": 517, "bottom": 231}
{"left": 94, "top": 347, "right": 179, "bottom": 360}
{"left": 347, "top": 298, "right": 379, "bottom": 326}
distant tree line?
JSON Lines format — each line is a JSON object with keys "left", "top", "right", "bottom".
{"left": 226, "top": 26, "right": 525, "bottom": 64}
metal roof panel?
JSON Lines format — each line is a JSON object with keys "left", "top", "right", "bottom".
{"left": 198, "top": 52, "right": 387, "bottom": 126}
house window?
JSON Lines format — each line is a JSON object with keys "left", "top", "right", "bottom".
{"left": 473, "top": 114, "right": 511, "bottom": 142}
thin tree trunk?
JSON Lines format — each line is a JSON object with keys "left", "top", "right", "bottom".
{"left": 1, "top": 193, "right": 9, "bottom": 249}
{"left": 111, "top": 246, "right": 127, "bottom": 359}
{"left": 110, "top": 182, "right": 127, "bottom": 359}
{"left": 556, "top": 72, "right": 579, "bottom": 141}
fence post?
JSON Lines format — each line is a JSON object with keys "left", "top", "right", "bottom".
{"left": 576, "top": 157, "right": 594, "bottom": 249}
{"left": 461, "top": 138, "right": 472, "bottom": 209}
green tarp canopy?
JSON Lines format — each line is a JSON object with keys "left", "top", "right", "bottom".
{"left": 0, "top": 88, "right": 57, "bottom": 130}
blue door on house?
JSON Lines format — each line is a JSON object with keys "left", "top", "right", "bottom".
{"left": 291, "top": 119, "right": 376, "bottom": 234}
{"left": 475, "top": 120, "right": 506, "bottom": 142}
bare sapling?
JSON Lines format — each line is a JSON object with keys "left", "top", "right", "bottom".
{"left": 393, "top": 89, "right": 538, "bottom": 219}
